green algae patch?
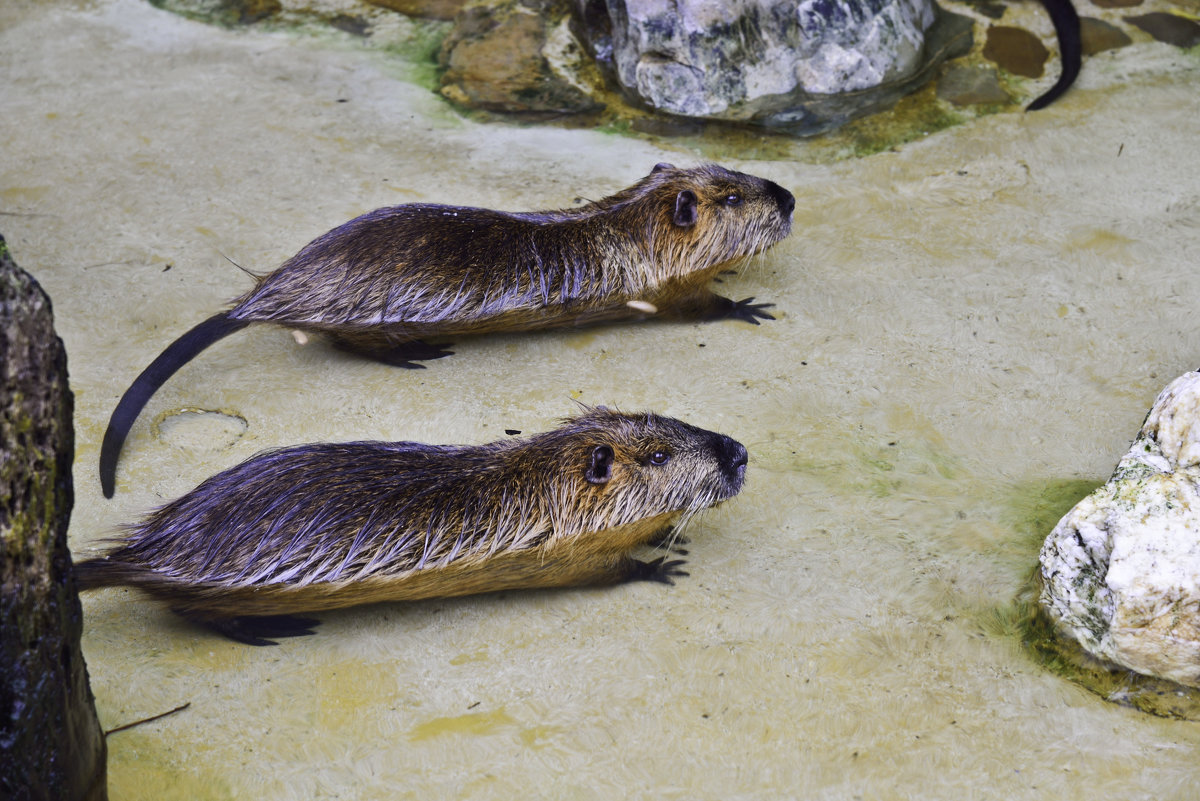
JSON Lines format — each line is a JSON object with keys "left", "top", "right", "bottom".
{"left": 385, "top": 23, "right": 451, "bottom": 87}
{"left": 586, "top": 81, "right": 977, "bottom": 166}
{"left": 975, "top": 474, "right": 1200, "bottom": 720}
{"left": 985, "top": 582, "right": 1200, "bottom": 721}
{"left": 998, "top": 478, "right": 1101, "bottom": 553}
{"left": 148, "top": 0, "right": 453, "bottom": 91}
{"left": 811, "top": 83, "right": 969, "bottom": 161}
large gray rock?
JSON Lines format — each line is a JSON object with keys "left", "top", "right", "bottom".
{"left": 1040, "top": 371, "right": 1200, "bottom": 689}
{"left": 581, "top": 0, "right": 969, "bottom": 132}
{"left": 0, "top": 236, "right": 107, "bottom": 801}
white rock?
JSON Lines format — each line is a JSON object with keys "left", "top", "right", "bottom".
{"left": 585, "top": 0, "right": 941, "bottom": 123}
{"left": 1040, "top": 371, "right": 1200, "bottom": 688}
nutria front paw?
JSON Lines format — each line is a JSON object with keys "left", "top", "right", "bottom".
{"left": 717, "top": 296, "right": 776, "bottom": 324}
{"left": 627, "top": 557, "right": 690, "bottom": 585}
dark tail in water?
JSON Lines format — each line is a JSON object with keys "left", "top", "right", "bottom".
{"left": 100, "top": 312, "right": 250, "bottom": 498}
{"left": 74, "top": 557, "right": 138, "bottom": 591}
{"left": 1027, "top": 0, "right": 1082, "bottom": 111}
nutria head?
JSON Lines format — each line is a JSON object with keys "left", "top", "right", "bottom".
{"left": 606, "top": 163, "right": 795, "bottom": 279}
{"left": 526, "top": 407, "right": 749, "bottom": 537}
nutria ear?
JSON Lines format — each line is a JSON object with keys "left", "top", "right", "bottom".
{"left": 673, "top": 190, "right": 698, "bottom": 227}
{"left": 652, "top": 162, "right": 675, "bottom": 174}
{"left": 585, "top": 445, "right": 614, "bottom": 484}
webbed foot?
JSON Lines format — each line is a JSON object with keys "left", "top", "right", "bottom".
{"left": 715, "top": 296, "right": 776, "bottom": 325}
{"left": 626, "top": 557, "right": 690, "bottom": 586}
{"left": 337, "top": 339, "right": 454, "bottom": 368}
{"left": 202, "top": 614, "right": 321, "bottom": 646}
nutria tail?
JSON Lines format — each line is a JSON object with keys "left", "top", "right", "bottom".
{"left": 1027, "top": 0, "right": 1082, "bottom": 111}
{"left": 100, "top": 312, "right": 250, "bottom": 498}
{"left": 74, "top": 556, "right": 150, "bottom": 591}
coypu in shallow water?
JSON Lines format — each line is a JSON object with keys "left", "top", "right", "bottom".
{"left": 79, "top": 409, "right": 749, "bottom": 645}
{"left": 99, "top": 163, "right": 793, "bottom": 497}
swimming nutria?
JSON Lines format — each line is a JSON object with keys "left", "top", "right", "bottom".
{"left": 98, "top": 163, "right": 792, "bottom": 497}
{"left": 1028, "top": 0, "right": 1082, "bottom": 111}
{"left": 78, "top": 408, "right": 748, "bottom": 645}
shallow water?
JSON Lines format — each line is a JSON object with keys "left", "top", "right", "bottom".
{"left": 4, "top": 0, "right": 1200, "bottom": 798}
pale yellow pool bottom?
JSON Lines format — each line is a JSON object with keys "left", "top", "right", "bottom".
{"left": 4, "top": 1, "right": 1200, "bottom": 798}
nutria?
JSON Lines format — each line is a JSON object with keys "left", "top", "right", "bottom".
{"left": 78, "top": 408, "right": 748, "bottom": 645}
{"left": 98, "top": 163, "right": 792, "bottom": 497}
{"left": 1028, "top": 0, "right": 1082, "bottom": 111}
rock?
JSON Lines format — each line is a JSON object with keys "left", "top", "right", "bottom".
{"left": 982, "top": 24, "right": 1048, "bottom": 79}
{"left": 1124, "top": 12, "right": 1200, "bottom": 49}
{"left": 936, "top": 64, "right": 1010, "bottom": 106}
{"left": 162, "top": 0, "right": 281, "bottom": 25}
{"left": 439, "top": 0, "right": 601, "bottom": 114}
{"left": 581, "top": 0, "right": 972, "bottom": 135}
{"left": 1040, "top": 371, "right": 1200, "bottom": 689}
{"left": 595, "top": 0, "right": 937, "bottom": 112}
{"left": 228, "top": 0, "right": 281, "bottom": 24}
{"left": 1081, "top": 17, "right": 1132, "bottom": 56}
{"left": 327, "top": 13, "right": 371, "bottom": 36}
{"left": 364, "top": 0, "right": 472, "bottom": 21}
{"left": 586, "top": 0, "right": 933, "bottom": 114}
{"left": 0, "top": 235, "right": 107, "bottom": 800}
{"left": 962, "top": 0, "right": 1006, "bottom": 21}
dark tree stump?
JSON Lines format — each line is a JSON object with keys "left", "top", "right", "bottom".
{"left": 0, "top": 235, "right": 107, "bottom": 801}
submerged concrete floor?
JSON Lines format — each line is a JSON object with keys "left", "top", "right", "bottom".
{"left": 5, "top": 0, "right": 1200, "bottom": 797}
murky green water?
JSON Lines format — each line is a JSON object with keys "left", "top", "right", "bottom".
{"left": 4, "top": 0, "right": 1200, "bottom": 798}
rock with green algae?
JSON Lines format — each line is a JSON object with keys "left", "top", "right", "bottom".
{"left": 1040, "top": 371, "right": 1200, "bottom": 690}
{"left": 438, "top": 0, "right": 601, "bottom": 114}
{"left": 0, "top": 235, "right": 107, "bottom": 801}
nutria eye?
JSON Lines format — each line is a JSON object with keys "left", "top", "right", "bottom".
{"left": 723, "top": 193, "right": 742, "bottom": 207}
{"left": 649, "top": 450, "right": 670, "bottom": 466}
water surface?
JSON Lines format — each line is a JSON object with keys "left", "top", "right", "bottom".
{"left": 3, "top": 1, "right": 1199, "bottom": 797}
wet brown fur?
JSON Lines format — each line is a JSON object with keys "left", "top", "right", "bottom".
{"left": 100, "top": 164, "right": 791, "bottom": 498}
{"left": 80, "top": 409, "right": 748, "bottom": 633}
{"left": 233, "top": 162, "right": 795, "bottom": 345}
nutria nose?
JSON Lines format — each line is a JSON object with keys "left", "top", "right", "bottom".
{"left": 767, "top": 181, "right": 795, "bottom": 216}
{"left": 715, "top": 434, "right": 748, "bottom": 480}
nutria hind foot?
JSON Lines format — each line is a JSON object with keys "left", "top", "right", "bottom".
{"left": 191, "top": 613, "right": 322, "bottom": 646}
{"left": 713, "top": 296, "right": 775, "bottom": 324}
{"left": 335, "top": 338, "right": 455, "bottom": 368}
{"left": 627, "top": 557, "right": 690, "bottom": 585}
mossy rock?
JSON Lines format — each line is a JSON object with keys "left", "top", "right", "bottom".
{"left": 0, "top": 235, "right": 107, "bottom": 801}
